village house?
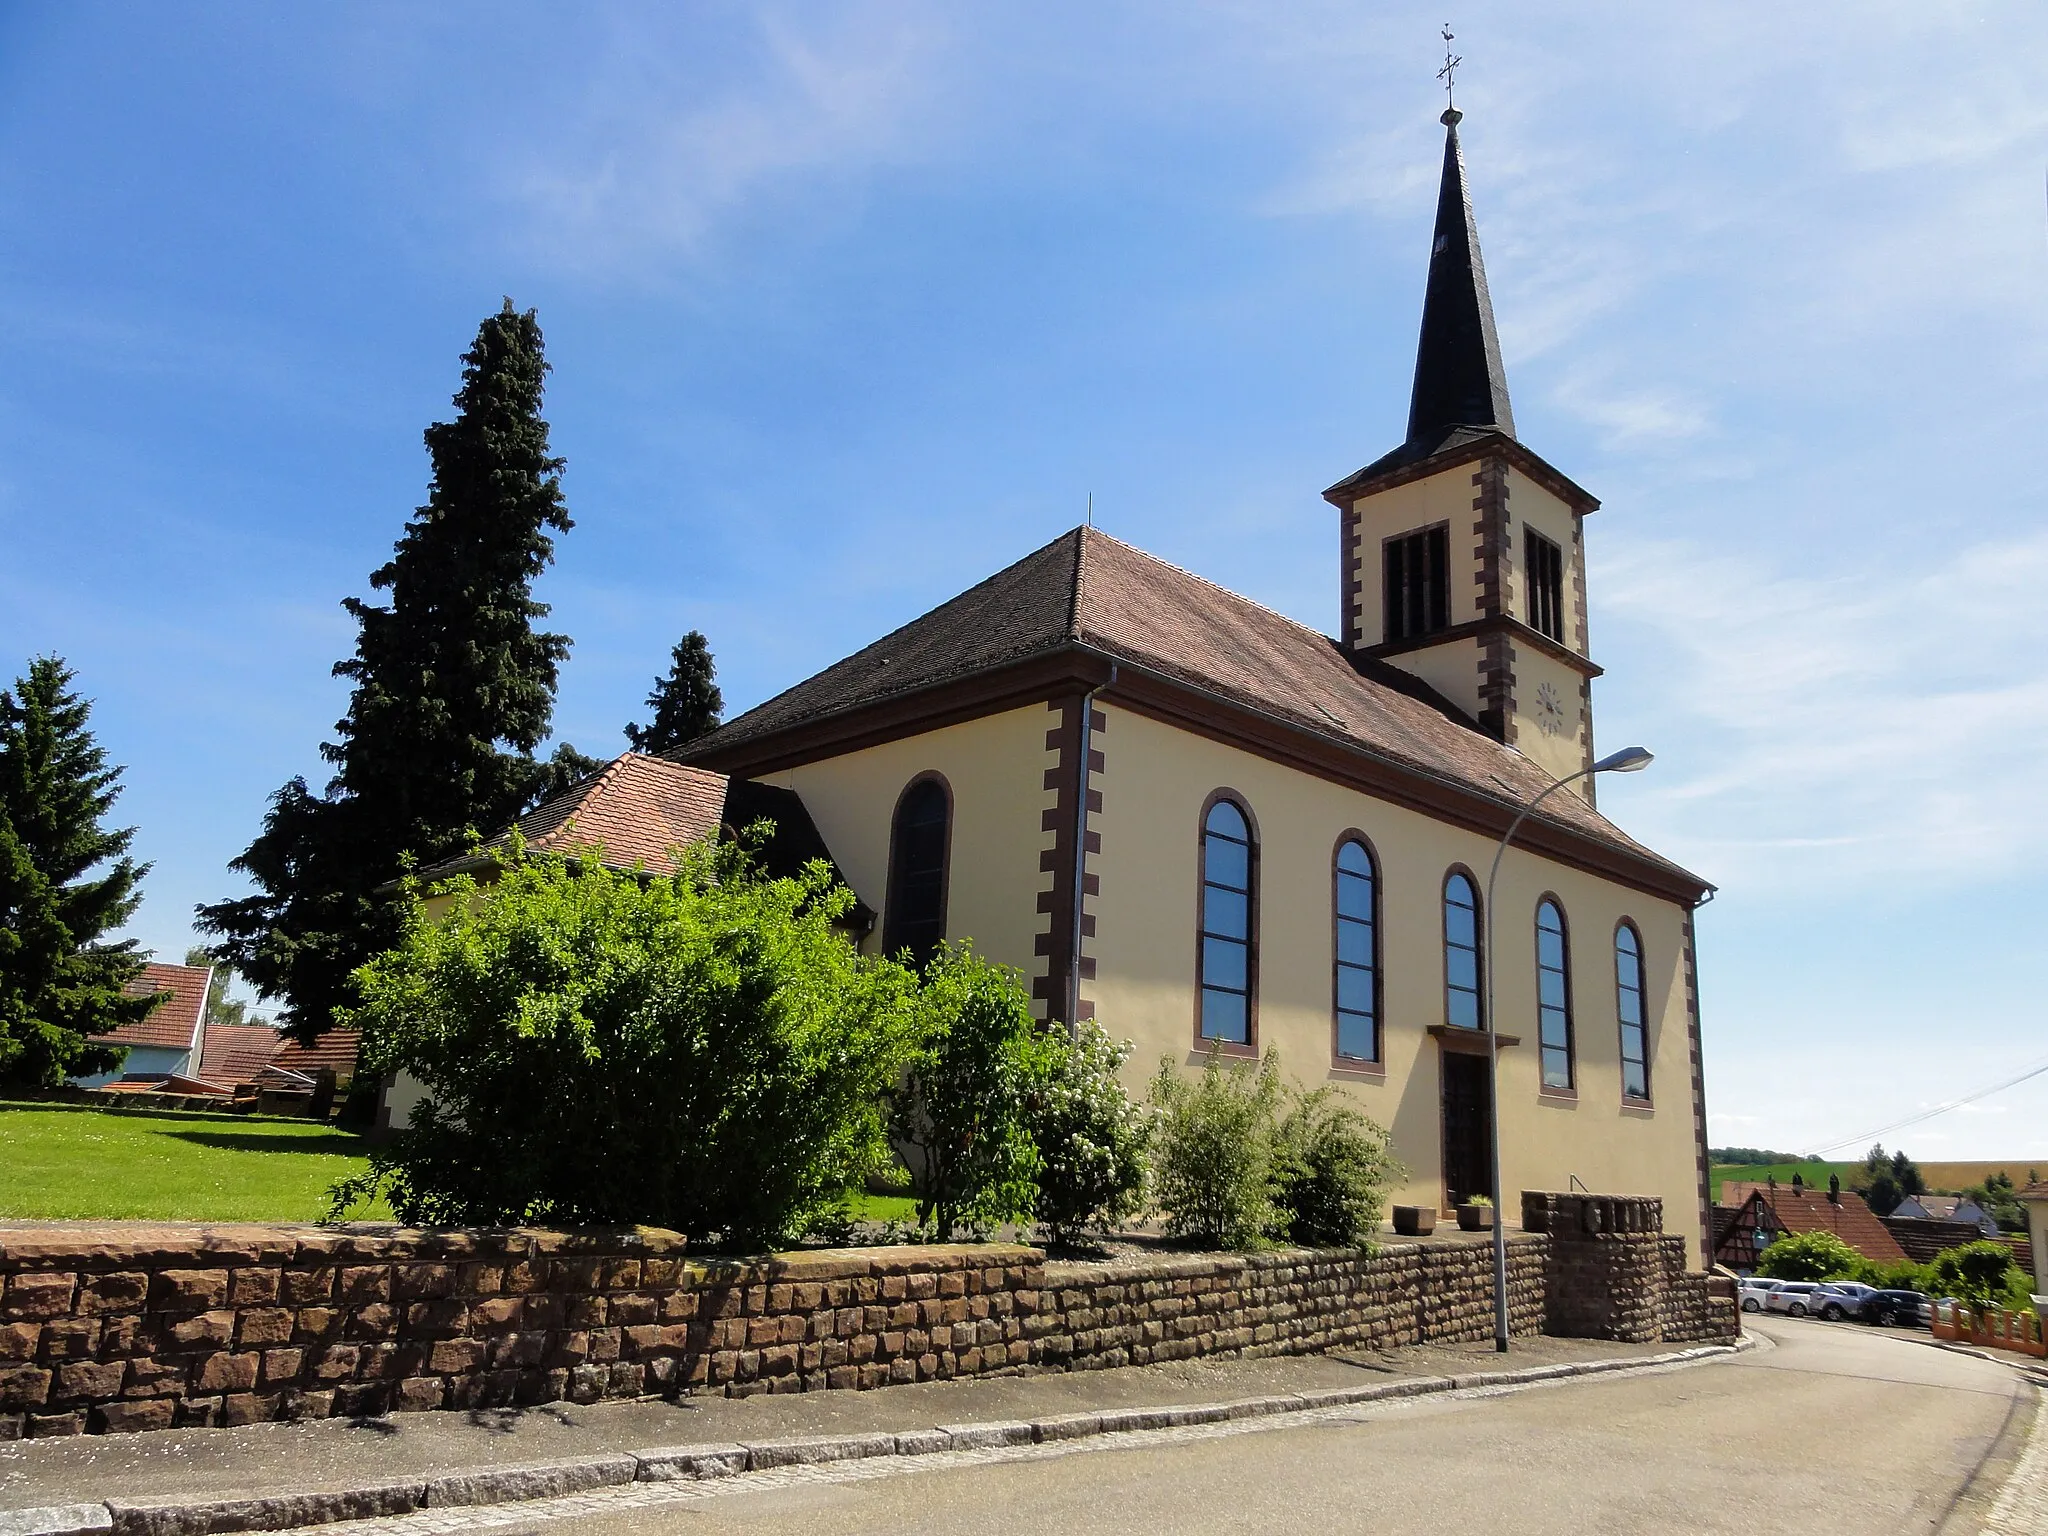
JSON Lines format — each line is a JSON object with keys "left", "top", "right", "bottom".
{"left": 412, "top": 107, "right": 1718, "bottom": 1261}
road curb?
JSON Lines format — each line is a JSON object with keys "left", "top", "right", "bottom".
{"left": 15, "top": 1338, "right": 1746, "bottom": 1535}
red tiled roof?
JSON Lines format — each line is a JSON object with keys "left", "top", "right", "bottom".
{"left": 1725, "top": 1182, "right": 1908, "bottom": 1265}
{"left": 196, "top": 1022, "right": 282, "bottom": 1087}
{"left": 97, "top": 962, "right": 211, "bottom": 1052}
{"left": 684, "top": 528, "right": 1704, "bottom": 894}
{"left": 424, "top": 754, "right": 729, "bottom": 881}
{"left": 271, "top": 1029, "right": 361, "bottom": 1083}
{"left": 420, "top": 754, "right": 872, "bottom": 926}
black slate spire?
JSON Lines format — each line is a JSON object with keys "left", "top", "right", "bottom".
{"left": 1406, "top": 108, "right": 1514, "bottom": 445}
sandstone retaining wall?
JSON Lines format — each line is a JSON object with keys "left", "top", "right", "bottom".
{"left": 0, "top": 1201, "right": 1734, "bottom": 1439}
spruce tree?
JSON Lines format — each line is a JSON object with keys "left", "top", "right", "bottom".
{"left": 624, "top": 631, "right": 723, "bottom": 753}
{"left": 199, "top": 301, "right": 580, "bottom": 1037}
{"left": 0, "top": 657, "right": 155, "bottom": 1089}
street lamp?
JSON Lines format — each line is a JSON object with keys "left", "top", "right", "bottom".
{"left": 1483, "top": 745, "right": 1653, "bottom": 1352}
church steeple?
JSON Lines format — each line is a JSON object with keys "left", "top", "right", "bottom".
{"left": 1406, "top": 109, "right": 1514, "bottom": 447}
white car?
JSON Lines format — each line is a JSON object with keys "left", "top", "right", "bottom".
{"left": 1765, "top": 1281, "right": 1822, "bottom": 1316}
{"left": 1738, "top": 1278, "right": 1783, "bottom": 1313}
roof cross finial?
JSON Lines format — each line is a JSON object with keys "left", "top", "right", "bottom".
{"left": 1438, "top": 23, "right": 1462, "bottom": 125}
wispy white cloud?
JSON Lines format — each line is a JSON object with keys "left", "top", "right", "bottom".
{"left": 495, "top": 3, "right": 950, "bottom": 275}
{"left": 1596, "top": 528, "right": 2048, "bottom": 889}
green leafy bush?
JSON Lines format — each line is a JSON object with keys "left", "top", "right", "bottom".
{"left": 1927, "top": 1240, "right": 2028, "bottom": 1309}
{"left": 1864, "top": 1259, "right": 1933, "bottom": 1292}
{"left": 1028, "top": 1020, "right": 1152, "bottom": 1247}
{"left": 1271, "top": 1086, "right": 1398, "bottom": 1248}
{"left": 330, "top": 839, "right": 919, "bottom": 1247}
{"left": 1754, "top": 1230, "right": 1863, "bottom": 1281}
{"left": 886, "top": 945, "right": 1052, "bottom": 1239}
{"left": 1149, "top": 1048, "right": 1283, "bottom": 1250}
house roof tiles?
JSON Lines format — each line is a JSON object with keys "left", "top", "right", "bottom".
{"left": 271, "top": 1030, "right": 361, "bottom": 1084}
{"left": 96, "top": 962, "right": 211, "bottom": 1052}
{"left": 196, "top": 1023, "right": 282, "bottom": 1088}
{"left": 1723, "top": 1182, "right": 1908, "bottom": 1266}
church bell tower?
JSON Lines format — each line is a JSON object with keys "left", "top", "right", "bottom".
{"left": 1324, "top": 106, "right": 1603, "bottom": 795}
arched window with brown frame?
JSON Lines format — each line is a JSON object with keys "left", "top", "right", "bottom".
{"left": 883, "top": 774, "right": 951, "bottom": 969}
{"left": 1615, "top": 921, "right": 1651, "bottom": 1101}
{"left": 1535, "top": 897, "right": 1575, "bottom": 1089}
{"left": 1443, "top": 869, "right": 1482, "bottom": 1030}
{"left": 1197, "top": 794, "right": 1256, "bottom": 1046}
{"left": 1332, "top": 835, "right": 1380, "bottom": 1063}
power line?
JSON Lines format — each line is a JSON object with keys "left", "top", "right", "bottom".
{"left": 1801, "top": 1052, "right": 2048, "bottom": 1157}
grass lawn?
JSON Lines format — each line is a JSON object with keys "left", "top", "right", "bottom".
{"left": 0, "top": 1102, "right": 391, "bottom": 1223}
{"left": 846, "top": 1192, "right": 920, "bottom": 1224}
{"left": 0, "top": 1102, "right": 922, "bottom": 1232}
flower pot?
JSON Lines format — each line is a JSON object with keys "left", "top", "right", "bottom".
{"left": 1456, "top": 1203, "right": 1495, "bottom": 1231}
{"left": 1393, "top": 1204, "right": 1436, "bottom": 1237}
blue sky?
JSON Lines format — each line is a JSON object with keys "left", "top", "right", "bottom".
{"left": 3, "top": 3, "right": 2045, "bottom": 1161}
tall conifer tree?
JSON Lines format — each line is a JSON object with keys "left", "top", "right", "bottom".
{"left": 624, "top": 631, "right": 723, "bottom": 753}
{"left": 0, "top": 657, "right": 154, "bottom": 1089}
{"left": 200, "top": 301, "right": 579, "bottom": 1036}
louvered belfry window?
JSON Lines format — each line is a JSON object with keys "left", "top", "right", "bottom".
{"left": 1385, "top": 526, "right": 1450, "bottom": 641}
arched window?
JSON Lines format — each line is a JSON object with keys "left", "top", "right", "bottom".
{"left": 1443, "top": 871, "right": 1482, "bottom": 1030}
{"left": 1616, "top": 923, "right": 1650, "bottom": 1101}
{"left": 1536, "top": 898, "right": 1574, "bottom": 1090}
{"left": 1198, "top": 796, "right": 1255, "bottom": 1045}
{"left": 1333, "top": 837, "right": 1379, "bottom": 1062}
{"left": 884, "top": 776, "right": 950, "bottom": 969}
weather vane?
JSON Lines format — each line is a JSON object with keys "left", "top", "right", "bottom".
{"left": 1438, "top": 24, "right": 1462, "bottom": 119}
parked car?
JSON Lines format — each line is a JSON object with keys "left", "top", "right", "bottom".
{"left": 1866, "top": 1289, "right": 1931, "bottom": 1328}
{"left": 1765, "top": 1281, "right": 1822, "bottom": 1316}
{"left": 1811, "top": 1282, "right": 1878, "bottom": 1321}
{"left": 1738, "top": 1278, "right": 1783, "bottom": 1313}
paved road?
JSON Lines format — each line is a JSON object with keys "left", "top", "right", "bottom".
{"left": 446, "top": 1317, "right": 2034, "bottom": 1536}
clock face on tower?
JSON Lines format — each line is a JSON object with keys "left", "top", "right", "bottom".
{"left": 1535, "top": 681, "right": 1569, "bottom": 737}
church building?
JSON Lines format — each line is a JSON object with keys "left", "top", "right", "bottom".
{"left": 442, "top": 108, "right": 1715, "bottom": 1260}
{"left": 666, "top": 106, "right": 1716, "bottom": 1261}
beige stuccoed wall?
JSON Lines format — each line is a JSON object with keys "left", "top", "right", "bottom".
{"left": 1503, "top": 468, "right": 1585, "bottom": 648}
{"left": 755, "top": 705, "right": 1058, "bottom": 974}
{"left": 1347, "top": 464, "right": 1485, "bottom": 646}
{"left": 2025, "top": 1195, "right": 2048, "bottom": 1297}
{"left": 1089, "top": 704, "right": 1705, "bottom": 1265}
{"left": 1509, "top": 646, "right": 1592, "bottom": 786}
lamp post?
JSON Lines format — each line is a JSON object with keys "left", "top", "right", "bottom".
{"left": 1482, "top": 745, "right": 1653, "bottom": 1352}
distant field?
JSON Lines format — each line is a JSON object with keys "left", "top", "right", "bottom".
{"left": 1916, "top": 1162, "right": 2045, "bottom": 1193}
{"left": 1711, "top": 1159, "right": 2045, "bottom": 1201}
{"left": 1710, "top": 1163, "right": 1855, "bottom": 1200}
{"left": 0, "top": 1101, "right": 389, "bottom": 1222}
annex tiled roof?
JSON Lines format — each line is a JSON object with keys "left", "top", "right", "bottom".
{"left": 196, "top": 1023, "right": 282, "bottom": 1088}
{"left": 487, "top": 753, "right": 731, "bottom": 876}
{"left": 1724, "top": 1182, "right": 1908, "bottom": 1266}
{"left": 97, "top": 962, "right": 211, "bottom": 1052}
{"left": 424, "top": 752, "right": 870, "bottom": 922}
{"left": 686, "top": 527, "right": 1697, "bottom": 888}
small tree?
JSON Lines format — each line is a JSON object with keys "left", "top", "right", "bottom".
{"left": 1754, "top": 1230, "right": 1862, "bottom": 1282}
{"left": 330, "top": 839, "right": 919, "bottom": 1247}
{"left": 887, "top": 946, "right": 1051, "bottom": 1238}
{"left": 1272, "top": 1086, "right": 1398, "bottom": 1249}
{"left": 1149, "top": 1047, "right": 1283, "bottom": 1250}
{"left": 1928, "top": 1241, "right": 2027, "bottom": 1309}
{"left": 625, "top": 632, "right": 723, "bottom": 754}
{"left": 1028, "top": 1021, "right": 1152, "bottom": 1248}
{"left": 0, "top": 657, "right": 154, "bottom": 1089}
